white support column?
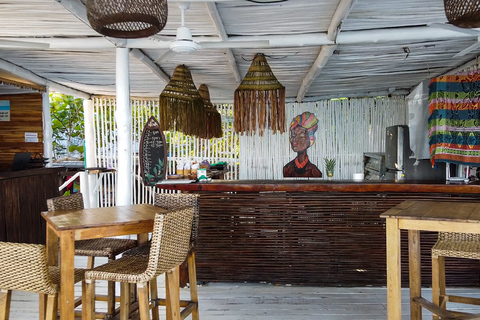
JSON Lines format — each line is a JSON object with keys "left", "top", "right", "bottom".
{"left": 115, "top": 47, "right": 132, "bottom": 206}
{"left": 84, "top": 98, "right": 98, "bottom": 208}
{"left": 42, "top": 90, "right": 53, "bottom": 167}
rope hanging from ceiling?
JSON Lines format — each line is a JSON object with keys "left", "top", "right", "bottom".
{"left": 199, "top": 84, "right": 223, "bottom": 139}
{"left": 86, "top": 0, "right": 168, "bottom": 38}
{"left": 444, "top": 0, "right": 480, "bottom": 28}
{"left": 159, "top": 64, "right": 206, "bottom": 137}
{"left": 234, "top": 53, "right": 285, "bottom": 136}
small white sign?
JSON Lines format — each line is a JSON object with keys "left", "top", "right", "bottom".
{"left": 25, "top": 132, "right": 38, "bottom": 143}
{"left": 0, "top": 100, "right": 10, "bottom": 121}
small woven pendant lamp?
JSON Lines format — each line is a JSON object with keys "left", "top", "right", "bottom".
{"left": 159, "top": 65, "right": 206, "bottom": 137}
{"left": 86, "top": 0, "right": 168, "bottom": 38}
{"left": 444, "top": 0, "right": 480, "bottom": 28}
{"left": 198, "top": 84, "right": 223, "bottom": 139}
{"left": 234, "top": 53, "right": 285, "bottom": 136}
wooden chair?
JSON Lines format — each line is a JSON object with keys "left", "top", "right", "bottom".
{"left": 431, "top": 232, "right": 480, "bottom": 319}
{"left": 0, "top": 241, "right": 85, "bottom": 320}
{"left": 122, "top": 193, "right": 200, "bottom": 320}
{"left": 414, "top": 297, "right": 480, "bottom": 319}
{"left": 47, "top": 193, "right": 137, "bottom": 317}
{"left": 84, "top": 207, "right": 194, "bottom": 320}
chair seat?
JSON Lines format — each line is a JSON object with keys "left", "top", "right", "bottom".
{"left": 86, "top": 255, "right": 151, "bottom": 283}
{"left": 48, "top": 266, "right": 86, "bottom": 288}
{"left": 122, "top": 242, "right": 151, "bottom": 257}
{"left": 432, "top": 239, "right": 480, "bottom": 260}
{"left": 75, "top": 238, "right": 137, "bottom": 258}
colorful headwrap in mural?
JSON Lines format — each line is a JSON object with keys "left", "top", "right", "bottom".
{"left": 289, "top": 111, "right": 319, "bottom": 147}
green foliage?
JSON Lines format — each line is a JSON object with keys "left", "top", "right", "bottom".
{"left": 324, "top": 158, "right": 336, "bottom": 173}
{"left": 50, "top": 93, "right": 85, "bottom": 160}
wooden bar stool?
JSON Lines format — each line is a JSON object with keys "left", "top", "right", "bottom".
{"left": 431, "top": 232, "right": 480, "bottom": 319}
{"left": 47, "top": 193, "right": 137, "bottom": 318}
{"left": 0, "top": 241, "right": 85, "bottom": 320}
{"left": 84, "top": 207, "right": 194, "bottom": 320}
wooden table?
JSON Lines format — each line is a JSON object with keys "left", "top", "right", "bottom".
{"left": 41, "top": 204, "right": 179, "bottom": 320}
{"left": 380, "top": 200, "right": 480, "bottom": 320}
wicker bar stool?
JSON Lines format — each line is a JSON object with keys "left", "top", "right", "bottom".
{"left": 122, "top": 193, "right": 200, "bottom": 320}
{"left": 0, "top": 241, "right": 85, "bottom": 320}
{"left": 431, "top": 232, "right": 480, "bottom": 319}
{"left": 84, "top": 207, "right": 194, "bottom": 320}
{"left": 47, "top": 193, "right": 137, "bottom": 318}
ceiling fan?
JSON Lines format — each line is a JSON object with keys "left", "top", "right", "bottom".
{"left": 168, "top": 2, "right": 199, "bottom": 54}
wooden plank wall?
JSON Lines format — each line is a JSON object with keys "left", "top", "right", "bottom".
{"left": 0, "top": 93, "right": 44, "bottom": 171}
{"left": 195, "top": 192, "right": 480, "bottom": 287}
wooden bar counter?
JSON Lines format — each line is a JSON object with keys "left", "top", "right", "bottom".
{"left": 159, "top": 179, "right": 480, "bottom": 287}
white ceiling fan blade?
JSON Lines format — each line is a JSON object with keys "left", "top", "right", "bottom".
{"left": 454, "top": 38, "right": 480, "bottom": 57}
{"left": 154, "top": 50, "right": 177, "bottom": 63}
{"left": 199, "top": 40, "right": 269, "bottom": 49}
{"left": 427, "top": 23, "right": 480, "bottom": 36}
{"left": 0, "top": 39, "right": 50, "bottom": 49}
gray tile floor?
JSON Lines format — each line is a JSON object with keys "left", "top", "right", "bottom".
{"left": 5, "top": 256, "right": 480, "bottom": 319}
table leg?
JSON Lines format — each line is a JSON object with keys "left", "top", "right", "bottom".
{"left": 59, "top": 230, "right": 75, "bottom": 320}
{"left": 386, "top": 218, "right": 402, "bottom": 320}
{"left": 165, "top": 266, "right": 181, "bottom": 320}
{"left": 43, "top": 225, "right": 58, "bottom": 320}
{"left": 408, "top": 230, "right": 422, "bottom": 320}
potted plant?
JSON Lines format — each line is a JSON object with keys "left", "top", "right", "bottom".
{"left": 324, "top": 158, "right": 336, "bottom": 178}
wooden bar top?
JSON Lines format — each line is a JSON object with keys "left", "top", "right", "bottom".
{"left": 157, "top": 179, "right": 480, "bottom": 194}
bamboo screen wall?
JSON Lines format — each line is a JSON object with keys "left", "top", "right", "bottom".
{"left": 89, "top": 96, "right": 406, "bottom": 206}
{"left": 239, "top": 97, "right": 408, "bottom": 180}
{"left": 91, "top": 97, "right": 239, "bottom": 206}
{"left": 0, "top": 93, "right": 44, "bottom": 171}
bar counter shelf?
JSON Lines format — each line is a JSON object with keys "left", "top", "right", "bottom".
{"left": 158, "top": 179, "right": 480, "bottom": 287}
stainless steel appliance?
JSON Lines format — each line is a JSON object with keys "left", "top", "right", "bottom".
{"left": 384, "top": 125, "right": 446, "bottom": 181}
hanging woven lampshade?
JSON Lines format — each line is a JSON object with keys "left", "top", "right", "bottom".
{"left": 234, "top": 53, "right": 285, "bottom": 136}
{"left": 444, "top": 0, "right": 480, "bottom": 28}
{"left": 159, "top": 65, "right": 206, "bottom": 137}
{"left": 86, "top": 0, "right": 168, "bottom": 38}
{"left": 198, "top": 84, "right": 223, "bottom": 139}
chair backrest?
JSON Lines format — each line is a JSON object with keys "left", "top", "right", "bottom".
{"left": 146, "top": 207, "right": 194, "bottom": 278}
{"left": 0, "top": 241, "right": 58, "bottom": 294}
{"left": 155, "top": 193, "right": 199, "bottom": 246}
{"left": 47, "top": 193, "right": 84, "bottom": 211}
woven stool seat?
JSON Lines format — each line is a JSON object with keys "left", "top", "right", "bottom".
{"left": 0, "top": 241, "right": 85, "bottom": 320}
{"left": 431, "top": 231, "right": 480, "bottom": 319}
{"left": 75, "top": 237, "right": 137, "bottom": 258}
{"left": 84, "top": 207, "right": 194, "bottom": 320}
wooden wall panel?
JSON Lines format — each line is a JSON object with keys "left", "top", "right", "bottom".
{"left": 0, "top": 93, "right": 44, "bottom": 171}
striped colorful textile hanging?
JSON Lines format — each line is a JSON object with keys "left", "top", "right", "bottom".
{"left": 428, "top": 72, "right": 480, "bottom": 166}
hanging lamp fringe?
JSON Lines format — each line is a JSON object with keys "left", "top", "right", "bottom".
{"left": 199, "top": 84, "right": 223, "bottom": 139}
{"left": 159, "top": 65, "right": 206, "bottom": 137}
{"left": 234, "top": 53, "right": 285, "bottom": 136}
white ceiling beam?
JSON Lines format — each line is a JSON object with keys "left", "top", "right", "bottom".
{"left": 327, "top": 0, "right": 357, "bottom": 41}
{"left": 0, "top": 58, "right": 91, "bottom": 99}
{"left": 2, "top": 25, "right": 478, "bottom": 50}
{"left": 130, "top": 49, "right": 170, "bottom": 83}
{"left": 296, "top": 45, "right": 337, "bottom": 102}
{"left": 205, "top": 2, "right": 241, "bottom": 83}
{"left": 54, "top": 0, "right": 89, "bottom": 25}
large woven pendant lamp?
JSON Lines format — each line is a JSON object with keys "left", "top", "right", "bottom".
{"left": 234, "top": 53, "right": 285, "bottom": 136}
{"left": 199, "top": 84, "right": 223, "bottom": 139}
{"left": 86, "top": 0, "right": 168, "bottom": 38}
{"left": 444, "top": 0, "right": 480, "bottom": 28}
{"left": 159, "top": 65, "right": 206, "bottom": 137}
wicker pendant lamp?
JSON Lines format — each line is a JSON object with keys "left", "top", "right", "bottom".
{"left": 86, "top": 0, "right": 168, "bottom": 38}
{"left": 234, "top": 53, "right": 285, "bottom": 136}
{"left": 199, "top": 84, "right": 223, "bottom": 139}
{"left": 159, "top": 65, "right": 206, "bottom": 137}
{"left": 444, "top": 0, "right": 480, "bottom": 28}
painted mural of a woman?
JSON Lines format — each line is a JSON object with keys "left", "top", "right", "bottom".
{"left": 283, "top": 111, "right": 322, "bottom": 178}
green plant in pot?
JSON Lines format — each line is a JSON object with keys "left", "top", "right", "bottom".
{"left": 324, "top": 158, "right": 336, "bottom": 178}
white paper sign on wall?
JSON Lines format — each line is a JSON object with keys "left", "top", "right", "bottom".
{"left": 0, "top": 100, "right": 10, "bottom": 121}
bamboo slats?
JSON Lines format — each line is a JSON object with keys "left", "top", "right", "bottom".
{"left": 194, "top": 192, "right": 480, "bottom": 286}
